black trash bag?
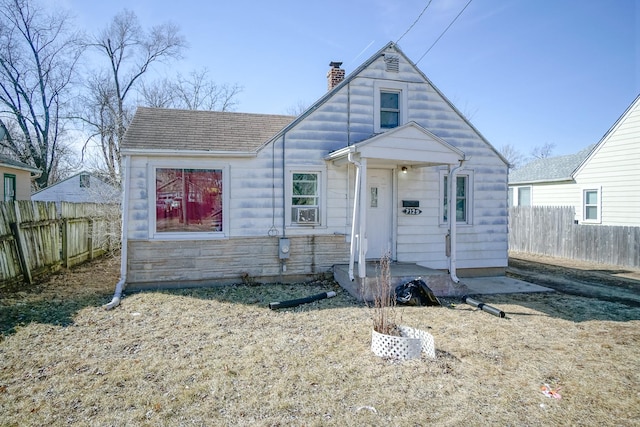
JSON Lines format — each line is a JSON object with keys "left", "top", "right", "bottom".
{"left": 395, "top": 279, "right": 441, "bottom": 306}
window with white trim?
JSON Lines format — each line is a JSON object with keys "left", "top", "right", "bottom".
{"left": 583, "top": 188, "right": 600, "bottom": 222}
{"left": 287, "top": 168, "right": 324, "bottom": 227}
{"left": 517, "top": 186, "right": 531, "bottom": 206}
{"left": 3, "top": 174, "right": 16, "bottom": 201}
{"left": 374, "top": 81, "right": 408, "bottom": 132}
{"left": 153, "top": 167, "right": 225, "bottom": 235}
{"left": 441, "top": 171, "right": 473, "bottom": 225}
{"left": 380, "top": 91, "right": 400, "bottom": 129}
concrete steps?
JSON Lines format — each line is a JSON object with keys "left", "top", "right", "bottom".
{"left": 333, "top": 263, "right": 470, "bottom": 302}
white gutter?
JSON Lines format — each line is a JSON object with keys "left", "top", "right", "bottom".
{"left": 448, "top": 160, "right": 465, "bottom": 284}
{"left": 347, "top": 152, "right": 360, "bottom": 281}
{"left": 103, "top": 155, "right": 131, "bottom": 310}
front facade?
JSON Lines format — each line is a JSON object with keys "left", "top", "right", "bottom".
{"left": 121, "top": 43, "right": 509, "bottom": 288}
{"left": 0, "top": 155, "right": 39, "bottom": 201}
{"left": 509, "top": 94, "right": 640, "bottom": 226}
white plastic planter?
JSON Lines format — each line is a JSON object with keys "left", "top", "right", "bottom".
{"left": 371, "top": 325, "right": 436, "bottom": 360}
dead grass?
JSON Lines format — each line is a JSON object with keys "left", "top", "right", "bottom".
{"left": 1, "top": 256, "right": 640, "bottom": 426}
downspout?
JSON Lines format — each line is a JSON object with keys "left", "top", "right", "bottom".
{"left": 448, "top": 159, "right": 465, "bottom": 284}
{"left": 357, "top": 158, "right": 367, "bottom": 279}
{"left": 104, "top": 155, "right": 131, "bottom": 310}
{"left": 281, "top": 133, "right": 287, "bottom": 272}
{"left": 347, "top": 152, "right": 360, "bottom": 281}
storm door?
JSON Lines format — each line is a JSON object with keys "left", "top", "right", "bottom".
{"left": 365, "top": 169, "right": 393, "bottom": 259}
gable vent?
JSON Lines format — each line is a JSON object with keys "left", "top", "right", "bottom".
{"left": 384, "top": 55, "right": 400, "bottom": 72}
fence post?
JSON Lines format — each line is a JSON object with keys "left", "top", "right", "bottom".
{"left": 88, "top": 218, "right": 94, "bottom": 260}
{"left": 62, "top": 218, "right": 70, "bottom": 268}
{"left": 11, "top": 202, "right": 34, "bottom": 284}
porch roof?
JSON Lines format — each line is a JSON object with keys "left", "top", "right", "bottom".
{"left": 326, "top": 122, "right": 465, "bottom": 167}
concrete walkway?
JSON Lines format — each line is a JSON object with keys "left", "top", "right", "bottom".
{"left": 461, "top": 276, "right": 553, "bottom": 295}
{"left": 334, "top": 263, "right": 553, "bottom": 301}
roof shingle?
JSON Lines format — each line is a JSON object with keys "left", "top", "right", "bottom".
{"left": 122, "top": 107, "right": 295, "bottom": 152}
{"left": 508, "top": 145, "right": 595, "bottom": 184}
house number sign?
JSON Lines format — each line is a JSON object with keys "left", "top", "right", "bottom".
{"left": 402, "top": 208, "right": 422, "bottom": 215}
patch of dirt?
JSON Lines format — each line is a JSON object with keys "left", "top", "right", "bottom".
{"left": 508, "top": 252, "right": 640, "bottom": 307}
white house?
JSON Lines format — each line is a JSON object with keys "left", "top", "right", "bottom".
{"left": 509, "top": 93, "right": 640, "bottom": 226}
{"left": 31, "top": 171, "right": 120, "bottom": 207}
{"left": 110, "top": 42, "right": 509, "bottom": 301}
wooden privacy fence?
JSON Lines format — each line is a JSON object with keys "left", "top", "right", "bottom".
{"left": 0, "top": 201, "right": 121, "bottom": 285}
{"left": 509, "top": 206, "right": 640, "bottom": 268}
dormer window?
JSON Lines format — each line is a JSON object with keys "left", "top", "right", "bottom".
{"left": 380, "top": 91, "right": 400, "bottom": 129}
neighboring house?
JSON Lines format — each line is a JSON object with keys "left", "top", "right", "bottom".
{"left": 509, "top": 94, "right": 640, "bottom": 226}
{"left": 119, "top": 42, "right": 509, "bottom": 289}
{"left": 31, "top": 171, "right": 120, "bottom": 206}
{"left": 0, "top": 155, "right": 40, "bottom": 201}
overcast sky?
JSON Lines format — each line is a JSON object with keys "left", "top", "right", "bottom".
{"left": 60, "top": 0, "right": 639, "bottom": 157}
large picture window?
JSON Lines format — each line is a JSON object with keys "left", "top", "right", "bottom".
{"left": 155, "top": 168, "right": 223, "bottom": 233}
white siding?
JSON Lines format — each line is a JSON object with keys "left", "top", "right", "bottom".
{"left": 573, "top": 97, "right": 640, "bottom": 226}
{"left": 32, "top": 173, "right": 119, "bottom": 204}
{"left": 124, "top": 43, "right": 509, "bottom": 282}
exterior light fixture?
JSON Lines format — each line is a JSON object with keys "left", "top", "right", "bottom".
{"left": 401, "top": 166, "right": 408, "bottom": 174}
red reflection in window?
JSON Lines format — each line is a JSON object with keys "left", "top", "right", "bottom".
{"left": 155, "top": 168, "right": 223, "bottom": 232}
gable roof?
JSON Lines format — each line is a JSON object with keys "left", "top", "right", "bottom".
{"left": 262, "top": 41, "right": 509, "bottom": 166}
{"left": 573, "top": 93, "right": 640, "bottom": 177}
{"left": 0, "top": 154, "right": 40, "bottom": 175}
{"left": 31, "top": 171, "right": 117, "bottom": 195}
{"left": 122, "top": 107, "right": 295, "bottom": 153}
{"left": 508, "top": 144, "right": 595, "bottom": 184}
{"left": 327, "top": 122, "right": 465, "bottom": 166}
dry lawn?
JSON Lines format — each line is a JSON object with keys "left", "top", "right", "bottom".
{"left": 1, "top": 256, "right": 640, "bottom": 426}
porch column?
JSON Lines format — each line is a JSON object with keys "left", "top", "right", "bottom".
{"left": 358, "top": 158, "right": 367, "bottom": 279}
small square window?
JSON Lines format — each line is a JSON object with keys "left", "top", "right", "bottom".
{"left": 79, "top": 174, "right": 90, "bottom": 188}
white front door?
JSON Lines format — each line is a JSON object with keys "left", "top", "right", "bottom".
{"left": 366, "top": 169, "right": 393, "bottom": 260}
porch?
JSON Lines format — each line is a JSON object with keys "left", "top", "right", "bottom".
{"left": 333, "top": 262, "right": 470, "bottom": 302}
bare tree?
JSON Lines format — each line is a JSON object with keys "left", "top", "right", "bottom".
{"left": 499, "top": 143, "right": 526, "bottom": 170}
{"left": 140, "top": 68, "right": 242, "bottom": 111}
{"left": 530, "top": 142, "right": 556, "bottom": 159}
{"left": 284, "top": 99, "right": 309, "bottom": 116}
{"left": 82, "top": 9, "right": 187, "bottom": 183}
{"left": 0, "top": 0, "right": 82, "bottom": 188}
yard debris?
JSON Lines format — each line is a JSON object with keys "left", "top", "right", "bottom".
{"left": 268, "top": 291, "right": 336, "bottom": 310}
{"left": 541, "top": 384, "right": 562, "bottom": 399}
{"left": 395, "top": 279, "right": 441, "bottom": 306}
{"left": 355, "top": 406, "right": 377, "bottom": 414}
{"left": 461, "top": 295, "right": 506, "bottom": 318}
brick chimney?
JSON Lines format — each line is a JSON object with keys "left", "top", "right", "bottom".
{"left": 327, "top": 61, "right": 345, "bottom": 90}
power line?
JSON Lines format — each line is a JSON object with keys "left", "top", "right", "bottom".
{"left": 416, "top": 0, "right": 474, "bottom": 65}
{"left": 396, "top": 1, "right": 433, "bottom": 44}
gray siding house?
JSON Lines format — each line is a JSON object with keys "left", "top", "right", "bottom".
{"left": 31, "top": 171, "right": 120, "bottom": 207}
{"left": 509, "top": 94, "right": 640, "bottom": 226}
{"left": 115, "top": 42, "right": 509, "bottom": 294}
